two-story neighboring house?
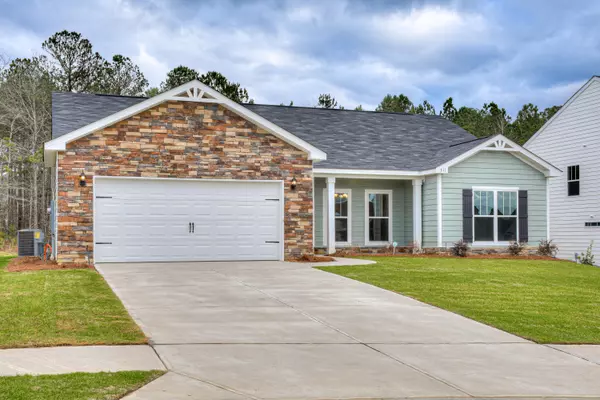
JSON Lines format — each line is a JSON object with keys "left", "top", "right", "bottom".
{"left": 525, "top": 76, "right": 600, "bottom": 261}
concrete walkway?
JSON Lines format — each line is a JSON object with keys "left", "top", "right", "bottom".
{"left": 0, "top": 345, "right": 165, "bottom": 376}
{"left": 93, "top": 260, "right": 600, "bottom": 399}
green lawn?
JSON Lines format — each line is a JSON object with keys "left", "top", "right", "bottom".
{"left": 0, "top": 255, "right": 146, "bottom": 348}
{"left": 319, "top": 257, "right": 600, "bottom": 344}
{"left": 0, "top": 370, "right": 164, "bottom": 400}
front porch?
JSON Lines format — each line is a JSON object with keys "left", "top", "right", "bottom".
{"left": 313, "top": 176, "right": 425, "bottom": 254}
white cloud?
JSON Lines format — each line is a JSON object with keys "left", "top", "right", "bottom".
{"left": 133, "top": 45, "right": 168, "bottom": 88}
{"left": 371, "top": 6, "right": 489, "bottom": 46}
{"left": 0, "top": 20, "right": 42, "bottom": 57}
{"left": 1, "top": 0, "right": 597, "bottom": 115}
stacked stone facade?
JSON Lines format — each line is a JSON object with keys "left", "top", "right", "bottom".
{"left": 57, "top": 101, "right": 313, "bottom": 263}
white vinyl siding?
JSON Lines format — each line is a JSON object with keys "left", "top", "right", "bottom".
{"left": 525, "top": 77, "right": 600, "bottom": 261}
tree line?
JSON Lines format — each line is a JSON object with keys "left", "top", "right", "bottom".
{"left": 315, "top": 93, "right": 561, "bottom": 146}
{"left": 0, "top": 30, "right": 561, "bottom": 246}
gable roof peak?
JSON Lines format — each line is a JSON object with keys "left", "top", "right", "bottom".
{"left": 526, "top": 75, "right": 600, "bottom": 147}
{"left": 45, "top": 79, "right": 327, "bottom": 166}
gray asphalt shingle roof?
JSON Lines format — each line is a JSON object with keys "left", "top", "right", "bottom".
{"left": 51, "top": 92, "right": 483, "bottom": 171}
{"left": 244, "top": 104, "right": 481, "bottom": 171}
{"left": 52, "top": 92, "right": 147, "bottom": 138}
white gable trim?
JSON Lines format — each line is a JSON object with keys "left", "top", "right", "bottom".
{"left": 45, "top": 80, "right": 326, "bottom": 164}
{"left": 434, "top": 134, "right": 561, "bottom": 177}
{"left": 525, "top": 76, "right": 600, "bottom": 147}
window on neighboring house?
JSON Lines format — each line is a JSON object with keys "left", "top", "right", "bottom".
{"left": 473, "top": 189, "right": 518, "bottom": 243}
{"left": 567, "top": 165, "right": 580, "bottom": 196}
{"left": 366, "top": 190, "right": 391, "bottom": 244}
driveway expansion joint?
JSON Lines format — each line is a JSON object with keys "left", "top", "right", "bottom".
{"left": 98, "top": 261, "right": 600, "bottom": 399}
{"left": 170, "top": 370, "right": 261, "bottom": 400}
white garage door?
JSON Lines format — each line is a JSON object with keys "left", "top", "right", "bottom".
{"left": 93, "top": 178, "right": 283, "bottom": 263}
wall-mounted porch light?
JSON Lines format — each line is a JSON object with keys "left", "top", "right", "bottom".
{"left": 79, "top": 172, "right": 87, "bottom": 187}
{"left": 290, "top": 177, "right": 297, "bottom": 191}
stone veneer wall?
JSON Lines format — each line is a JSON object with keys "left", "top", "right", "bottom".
{"left": 56, "top": 101, "right": 313, "bottom": 263}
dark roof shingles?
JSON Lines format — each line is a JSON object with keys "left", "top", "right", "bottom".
{"left": 52, "top": 92, "right": 146, "bottom": 138}
{"left": 51, "top": 93, "right": 480, "bottom": 171}
{"left": 244, "top": 104, "right": 479, "bottom": 171}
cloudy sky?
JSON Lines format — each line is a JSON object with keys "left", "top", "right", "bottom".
{"left": 1, "top": 0, "right": 599, "bottom": 115}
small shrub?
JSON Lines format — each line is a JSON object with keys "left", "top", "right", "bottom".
{"left": 577, "top": 241, "right": 595, "bottom": 265}
{"left": 451, "top": 239, "right": 469, "bottom": 257}
{"left": 537, "top": 239, "right": 558, "bottom": 257}
{"left": 507, "top": 241, "right": 527, "bottom": 256}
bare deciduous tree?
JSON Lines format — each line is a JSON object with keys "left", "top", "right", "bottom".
{"left": 0, "top": 55, "right": 53, "bottom": 246}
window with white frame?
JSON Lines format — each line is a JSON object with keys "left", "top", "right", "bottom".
{"left": 334, "top": 190, "right": 350, "bottom": 243}
{"left": 567, "top": 165, "right": 580, "bottom": 196}
{"left": 366, "top": 190, "right": 391, "bottom": 243}
{"left": 473, "top": 189, "right": 518, "bottom": 243}
{"left": 323, "top": 189, "right": 351, "bottom": 244}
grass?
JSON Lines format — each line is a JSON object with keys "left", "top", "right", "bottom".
{"left": 0, "top": 370, "right": 164, "bottom": 400}
{"left": 319, "top": 257, "right": 600, "bottom": 344}
{"left": 0, "top": 255, "right": 146, "bottom": 348}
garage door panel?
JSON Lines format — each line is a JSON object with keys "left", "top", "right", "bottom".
{"left": 94, "top": 178, "right": 282, "bottom": 263}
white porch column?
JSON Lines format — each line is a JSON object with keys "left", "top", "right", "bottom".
{"left": 326, "top": 177, "right": 336, "bottom": 255}
{"left": 437, "top": 174, "right": 443, "bottom": 248}
{"left": 412, "top": 179, "right": 423, "bottom": 248}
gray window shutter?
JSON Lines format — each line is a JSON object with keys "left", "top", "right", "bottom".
{"left": 462, "top": 189, "right": 473, "bottom": 243}
{"left": 518, "top": 190, "right": 528, "bottom": 243}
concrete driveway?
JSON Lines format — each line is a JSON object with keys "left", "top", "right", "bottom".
{"left": 97, "top": 260, "right": 600, "bottom": 399}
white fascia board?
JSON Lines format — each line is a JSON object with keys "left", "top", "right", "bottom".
{"left": 313, "top": 168, "right": 433, "bottom": 180}
{"left": 44, "top": 80, "right": 326, "bottom": 161}
{"left": 436, "top": 134, "right": 562, "bottom": 177}
{"left": 525, "top": 76, "right": 600, "bottom": 148}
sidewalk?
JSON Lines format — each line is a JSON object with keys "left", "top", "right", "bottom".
{"left": 0, "top": 345, "right": 165, "bottom": 376}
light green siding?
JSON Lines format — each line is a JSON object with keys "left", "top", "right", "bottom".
{"left": 404, "top": 183, "right": 413, "bottom": 244}
{"left": 422, "top": 175, "right": 438, "bottom": 247}
{"left": 314, "top": 178, "right": 413, "bottom": 247}
{"left": 442, "top": 151, "right": 547, "bottom": 246}
{"left": 314, "top": 178, "right": 326, "bottom": 247}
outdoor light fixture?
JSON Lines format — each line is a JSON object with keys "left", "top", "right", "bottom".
{"left": 291, "top": 177, "right": 297, "bottom": 190}
{"left": 79, "top": 172, "right": 87, "bottom": 187}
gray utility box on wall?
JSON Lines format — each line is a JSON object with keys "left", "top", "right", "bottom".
{"left": 17, "top": 229, "right": 45, "bottom": 257}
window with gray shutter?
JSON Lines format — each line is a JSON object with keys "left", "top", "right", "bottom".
{"left": 518, "top": 190, "right": 528, "bottom": 243}
{"left": 462, "top": 189, "right": 473, "bottom": 242}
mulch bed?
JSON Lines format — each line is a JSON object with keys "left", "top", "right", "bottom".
{"left": 333, "top": 252, "right": 568, "bottom": 262}
{"left": 288, "top": 254, "right": 336, "bottom": 263}
{"left": 6, "top": 257, "right": 93, "bottom": 272}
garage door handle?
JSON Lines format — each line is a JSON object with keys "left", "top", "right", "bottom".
{"left": 192, "top": 222, "right": 195, "bottom": 233}
{"left": 265, "top": 241, "right": 280, "bottom": 244}
{"left": 95, "top": 242, "right": 112, "bottom": 245}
